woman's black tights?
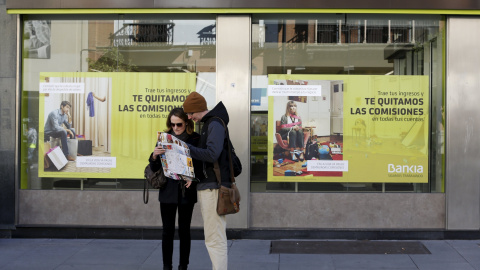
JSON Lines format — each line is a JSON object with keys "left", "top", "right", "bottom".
{"left": 160, "top": 202, "right": 195, "bottom": 268}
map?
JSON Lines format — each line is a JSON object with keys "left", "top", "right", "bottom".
{"left": 157, "top": 132, "right": 195, "bottom": 181}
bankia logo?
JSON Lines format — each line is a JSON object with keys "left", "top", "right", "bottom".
{"left": 388, "top": 164, "right": 423, "bottom": 174}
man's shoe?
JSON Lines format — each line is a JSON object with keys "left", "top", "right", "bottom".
{"left": 66, "top": 155, "right": 76, "bottom": 161}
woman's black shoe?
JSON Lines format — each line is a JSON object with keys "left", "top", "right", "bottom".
{"left": 295, "top": 151, "right": 305, "bottom": 162}
{"left": 178, "top": 265, "right": 188, "bottom": 270}
{"left": 290, "top": 152, "right": 298, "bottom": 162}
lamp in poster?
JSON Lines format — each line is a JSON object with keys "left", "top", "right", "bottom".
{"left": 38, "top": 72, "right": 196, "bottom": 179}
{"left": 268, "top": 74, "right": 429, "bottom": 183}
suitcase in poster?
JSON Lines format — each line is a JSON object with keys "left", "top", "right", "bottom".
{"left": 78, "top": 140, "right": 92, "bottom": 156}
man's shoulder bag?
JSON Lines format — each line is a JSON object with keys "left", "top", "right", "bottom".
{"left": 143, "top": 164, "right": 167, "bottom": 204}
{"left": 212, "top": 117, "right": 241, "bottom": 215}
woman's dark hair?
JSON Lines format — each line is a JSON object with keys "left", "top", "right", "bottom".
{"left": 165, "top": 107, "right": 195, "bottom": 134}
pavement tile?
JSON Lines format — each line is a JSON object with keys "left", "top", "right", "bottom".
{"left": 186, "top": 240, "right": 211, "bottom": 268}
{"left": 141, "top": 240, "right": 212, "bottom": 269}
{"left": 140, "top": 241, "right": 162, "bottom": 266}
{"left": 228, "top": 253, "right": 279, "bottom": 264}
{"left": 228, "top": 241, "right": 279, "bottom": 264}
{"left": 420, "top": 240, "right": 458, "bottom": 254}
{"left": 414, "top": 262, "right": 476, "bottom": 270}
{"left": 0, "top": 239, "right": 479, "bottom": 270}
{"left": 0, "top": 238, "right": 41, "bottom": 260}
{"left": 0, "top": 240, "right": 88, "bottom": 270}
{"left": 0, "top": 238, "right": 49, "bottom": 247}
{"left": 455, "top": 251, "right": 480, "bottom": 265}
{"left": 445, "top": 240, "right": 480, "bottom": 265}
{"left": 334, "top": 268, "right": 418, "bottom": 270}
{"left": 1, "top": 259, "right": 64, "bottom": 270}
{"left": 56, "top": 265, "right": 143, "bottom": 270}
{"left": 331, "top": 254, "right": 417, "bottom": 269}
{"left": 469, "top": 262, "right": 480, "bottom": 270}
{"left": 229, "top": 262, "right": 279, "bottom": 270}
{"left": 0, "top": 246, "right": 31, "bottom": 268}
{"left": 279, "top": 254, "right": 334, "bottom": 269}
{"left": 409, "top": 253, "right": 466, "bottom": 264}
{"left": 63, "top": 239, "right": 158, "bottom": 265}
{"left": 228, "top": 239, "right": 272, "bottom": 255}
{"left": 446, "top": 240, "right": 480, "bottom": 249}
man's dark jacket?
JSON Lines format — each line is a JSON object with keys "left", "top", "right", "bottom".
{"left": 188, "top": 101, "right": 232, "bottom": 190}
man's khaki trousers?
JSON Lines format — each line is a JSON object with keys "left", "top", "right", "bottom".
{"left": 198, "top": 189, "right": 228, "bottom": 270}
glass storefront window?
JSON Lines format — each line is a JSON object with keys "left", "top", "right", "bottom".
{"left": 251, "top": 14, "right": 445, "bottom": 193}
{"left": 20, "top": 14, "right": 216, "bottom": 190}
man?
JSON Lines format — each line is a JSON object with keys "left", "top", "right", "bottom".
{"left": 183, "top": 92, "right": 231, "bottom": 270}
{"left": 44, "top": 101, "right": 76, "bottom": 161}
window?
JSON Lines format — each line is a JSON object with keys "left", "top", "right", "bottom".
{"left": 20, "top": 14, "right": 216, "bottom": 190}
{"left": 251, "top": 14, "right": 444, "bottom": 193}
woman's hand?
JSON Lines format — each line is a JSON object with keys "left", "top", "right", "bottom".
{"left": 185, "top": 180, "right": 192, "bottom": 188}
{"left": 152, "top": 146, "right": 166, "bottom": 160}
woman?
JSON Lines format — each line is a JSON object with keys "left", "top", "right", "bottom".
{"left": 279, "top": 100, "right": 305, "bottom": 161}
{"left": 149, "top": 107, "right": 202, "bottom": 270}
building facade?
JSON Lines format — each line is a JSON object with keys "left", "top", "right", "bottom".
{"left": 1, "top": 0, "right": 479, "bottom": 238}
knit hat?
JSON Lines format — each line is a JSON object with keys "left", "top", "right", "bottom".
{"left": 183, "top": 92, "right": 207, "bottom": 113}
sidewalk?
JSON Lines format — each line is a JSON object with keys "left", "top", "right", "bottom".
{"left": 0, "top": 238, "right": 479, "bottom": 270}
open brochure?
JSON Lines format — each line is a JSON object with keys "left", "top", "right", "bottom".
{"left": 157, "top": 132, "right": 195, "bottom": 181}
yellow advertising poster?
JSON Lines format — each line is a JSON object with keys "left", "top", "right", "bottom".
{"left": 268, "top": 75, "right": 429, "bottom": 183}
{"left": 38, "top": 72, "right": 196, "bottom": 179}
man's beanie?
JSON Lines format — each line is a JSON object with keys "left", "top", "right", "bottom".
{"left": 183, "top": 92, "right": 207, "bottom": 113}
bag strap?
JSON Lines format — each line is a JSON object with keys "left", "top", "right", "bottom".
{"left": 211, "top": 117, "right": 235, "bottom": 186}
{"left": 143, "top": 177, "right": 149, "bottom": 204}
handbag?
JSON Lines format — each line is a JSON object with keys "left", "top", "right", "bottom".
{"left": 212, "top": 118, "right": 241, "bottom": 215}
{"left": 143, "top": 164, "right": 167, "bottom": 204}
